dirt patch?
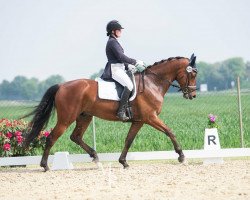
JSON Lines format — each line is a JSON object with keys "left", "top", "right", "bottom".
{"left": 0, "top": 159, "right": 249, "bottom": 200}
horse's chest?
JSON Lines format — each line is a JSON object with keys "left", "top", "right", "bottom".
{"left": 140, "top": 93, "right": 163, "bottom": 114}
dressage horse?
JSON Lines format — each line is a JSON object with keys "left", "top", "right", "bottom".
{"left": 24, "top": 54, "right": 198, "bottom": 171}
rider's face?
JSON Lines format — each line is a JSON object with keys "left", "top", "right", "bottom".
{"left": 113, "top": 29, "right": 122, "bottom": 38}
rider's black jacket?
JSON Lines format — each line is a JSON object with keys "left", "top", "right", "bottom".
{"left": 101, "top": 35, "right": 136, "bottom": 80}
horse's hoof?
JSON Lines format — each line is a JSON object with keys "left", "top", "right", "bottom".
{"left": 119, "top": 159, "right": 129, "bottom": 169}
{"left": 96, "top": 162, "right": 104, "bottom": 170}
{"left": 122, "top": 162, "right": 129, "bottom": 169}
{"left": 178, "top": 155, "right": 185, "bottom": 163}
{"left": 92, "top": 157, "right": 99, "bottom": 163}
{"left": 124, "top": 164, "right": 130, "bottom": 169}
{"left": 40, "top": 162, "right": 49, "bottom": 172}
{"left": 181, "top": 159, "right": 188, "bottom": 166}
{"left": 42, "top": 166, "right": 50, "bottom": 172}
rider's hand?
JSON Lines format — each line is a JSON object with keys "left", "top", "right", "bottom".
{"left": 135, "top": 60, "right": 146, "bottom": 72}
{"left": 135, "top": 64, "right": 145, "bottom": 72}
{"left": 128, "top": 64, "right": 137, "bottom": 73}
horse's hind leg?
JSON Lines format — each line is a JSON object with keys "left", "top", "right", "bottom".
{"left": 70, "top": 113, "right": 99, "bottom": 162}
{"left": 40, "top": 123, "right": 68, "bottom": 171}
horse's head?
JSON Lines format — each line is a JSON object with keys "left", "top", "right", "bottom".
{"left": 176, "top": 54, "right": 198, "bottom": 100}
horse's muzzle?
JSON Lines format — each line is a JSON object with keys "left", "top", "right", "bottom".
{"left": 183, "top": 92, "right": 196, "bottom": 100}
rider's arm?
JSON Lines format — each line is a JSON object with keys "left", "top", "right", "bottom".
{"left": 109, "top": 39, "right": 136, "bottom": 65}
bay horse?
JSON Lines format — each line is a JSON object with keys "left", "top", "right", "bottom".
{"left": 24, "top": 54, "right": 197, "bottom": 171}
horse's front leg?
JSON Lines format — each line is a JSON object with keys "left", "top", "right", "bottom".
{"left": 147, "top": 116, "right": 185, "bottom": 163}
{"left": 119, "top": 122, "right": 144, "bottom": 168}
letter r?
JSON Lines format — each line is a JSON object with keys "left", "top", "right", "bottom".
{"left": 208, "top": 135, "right": 216, "bottom": 145}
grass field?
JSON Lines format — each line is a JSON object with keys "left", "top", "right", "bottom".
{"left": 0, "top": 90, "right": 249, "bottom": 155}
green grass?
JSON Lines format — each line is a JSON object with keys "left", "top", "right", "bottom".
{"left": 0, "top": 90, "right": 249, "bottom": 155}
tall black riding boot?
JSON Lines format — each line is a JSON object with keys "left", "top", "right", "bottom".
{"left": 117, "top": 87, "right": 131, "bottom": 121}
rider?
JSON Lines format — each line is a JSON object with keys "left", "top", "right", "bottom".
{"left": 101, "top": 20, "right": 147, "bottom": 121}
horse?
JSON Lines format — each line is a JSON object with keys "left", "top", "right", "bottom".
{"left": 24, "top": 54, "right": 198, "bottom": 171}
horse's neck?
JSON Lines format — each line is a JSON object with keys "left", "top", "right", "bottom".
{"left": 147, "top": 62, "right": 178, "bottom": 95}
{"left": 152, "top": 62, "right": 177, "bottom": 82}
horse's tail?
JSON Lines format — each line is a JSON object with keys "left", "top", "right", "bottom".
{"left": 23, "top": 84, "right": 60, "bottom": 148}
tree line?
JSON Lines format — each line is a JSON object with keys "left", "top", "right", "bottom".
{"left": 197, "top": 57, "right": 249, "bottom": 91}
{"left": 0, "top": 57, "right": 249, "bottom": 100}
{"left": 0, "top": 75, "right": 65, "bottom": 100}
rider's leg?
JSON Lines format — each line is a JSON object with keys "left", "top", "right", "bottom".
{"left": 117, "top": 86, "right": 131, "bottom": 120}
{"left": 111, "top": 64, "right": 133, "bottom": 121}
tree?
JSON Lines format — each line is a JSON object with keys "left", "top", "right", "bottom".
{"left": 9, "top": 76, "right": 28, "bottom": 99}
{"left": 219, "top": 57, "right": 246, "bottom": 89}
{"left": 196, "top": 61, "right": 211, "bottom": 84}
{"left": 195, "top": 61, "right": 223, "bottom": 91}
{"left": 22, "top": 78, "right": 39, "bottom": 100}
{"left": 245, "top": 61, "right": 250, "bottom": 79}
{"left": 241, "top": 61, "right": 250, "bottom": 89}
{"left": 196, "top": 57, "right": 246, "bottom": 91}
{"left": 0, "top": 80, "right": 11, "bottom": 99}
{"left": 0, "top": 75, "right": 65, "bottom": 100}
{"left": 38, "top": 75, "right": 65, "bottom": 98}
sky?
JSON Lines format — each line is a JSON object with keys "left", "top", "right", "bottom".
{"left": 0, "top": 0, "right": 250, "bottom": 83}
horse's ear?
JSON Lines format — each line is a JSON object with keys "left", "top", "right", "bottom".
{"left": 189, "top": 55, "right": 196, "bottom": 67}
{"left": 190, "top": 53, "right": 195, "bottom": 61}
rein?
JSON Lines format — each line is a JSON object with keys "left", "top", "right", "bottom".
{"left": 144, "top": 68, "right": 197, "bottom": 95}
{"left": 146, "top": 68, "right": 181, "bottom": 89}
{"left": 138, "top": 71, "right": 146, "bottom": 93}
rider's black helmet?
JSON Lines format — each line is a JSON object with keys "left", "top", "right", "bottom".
{"left": 106, "top": 20, "right": 124, "bottom": 36}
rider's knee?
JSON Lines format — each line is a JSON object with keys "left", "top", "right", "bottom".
{"left": 127, "top": 81, "right": 133, "bottom": 91}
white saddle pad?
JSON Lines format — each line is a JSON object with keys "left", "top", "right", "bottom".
{"left": 96, "top": 78, "right": 137, "bottom": 101}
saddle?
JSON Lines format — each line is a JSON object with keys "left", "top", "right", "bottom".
{"left": 96, "top": 71, "right": 137, "bottom": 101}
{"left": 96, "top": 71, "right": 136, "bottom": 120}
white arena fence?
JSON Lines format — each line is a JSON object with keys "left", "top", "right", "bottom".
{"left": 1, "top": 148, "right": 250, "bottom": 167}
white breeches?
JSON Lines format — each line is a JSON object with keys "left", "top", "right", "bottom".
{"left": 111, "top": 63, "right": 133, "bottom": 91}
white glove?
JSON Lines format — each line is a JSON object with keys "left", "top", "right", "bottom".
{"left": 128, "top": 60, "right": 148, "bottom": 73}
{"left": 135, "top": 60, "right": 146, "bottom": 72}
{"left": 128, "top": 64, "right": 137, "bottom": 73}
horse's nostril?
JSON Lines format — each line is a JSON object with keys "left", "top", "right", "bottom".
{"left": 193, "top": 95, "right": 196, "bottom": 98}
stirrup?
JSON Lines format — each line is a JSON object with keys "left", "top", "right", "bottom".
{"left": 117, "top": 111, "right": 129, "bottom": 121}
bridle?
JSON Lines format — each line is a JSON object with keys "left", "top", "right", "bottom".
{"left": 146, "top": 65, "right": 198, "bottom": 96}
{"left": 179, "top": 66, "right": 198, "bottom": 96}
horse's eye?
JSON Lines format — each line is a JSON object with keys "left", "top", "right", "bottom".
{"left": 192, "top": 72, "right": 197, "bottom": 77}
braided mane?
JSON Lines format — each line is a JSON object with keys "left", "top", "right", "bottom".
{"left": 148, "top": 56, "right": 186, "bottom": 68}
